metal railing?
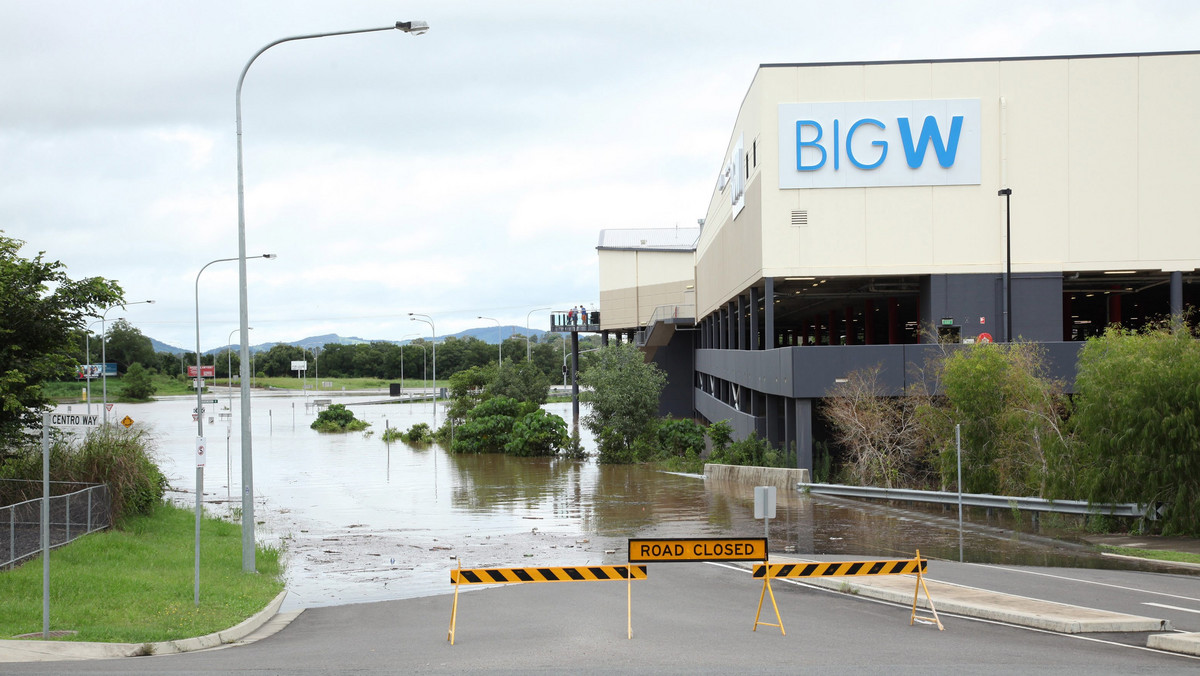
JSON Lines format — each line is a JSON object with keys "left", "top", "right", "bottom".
{"left": 798, "top": 482, "right": 1149, "bottom": 518}
{"left": 1, "top": 483, "right": 111, "bottom": 570}
{"left": 636, "top": 304, "right": 695, "bottom": 345}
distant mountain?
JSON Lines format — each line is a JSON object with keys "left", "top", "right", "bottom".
{"left": 151, "top": 328, "right": 549, "bottom": 356}
{"left": 150, "top": 337, "right": 186, "bottom": 355}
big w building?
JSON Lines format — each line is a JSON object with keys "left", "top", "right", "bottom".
{"left": 597, "top": 51, "right": 1200, "bottom": 471}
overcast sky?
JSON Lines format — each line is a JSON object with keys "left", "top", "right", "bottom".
{"left": 3, "top": 1, "right": 1198, "bottom": 350}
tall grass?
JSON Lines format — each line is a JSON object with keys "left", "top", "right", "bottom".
{"left": 0, "top": 503, "right": 284, "bottom": 643}
{"left": 0, "top": 426, "right": 166, "bottom": 525}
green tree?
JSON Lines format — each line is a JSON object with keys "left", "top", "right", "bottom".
{"left": 487, "top": 360, "right": 549, "bottom": 405}
{"left": 121, "top": 363, "right": 157, "bottom": 400}
{"left": 450, "top": 395, "right": 531, "bottom": 453}
{"left": 1069, "top": 326, "right": 1200, "bottom": 535}
{"left": 0, "top": 233, "right": 123, "bottom": 449}
{"left": 579, "top": 342, "right": 666, "bottom": 463}
{"left": 103, "top": 319, "right": 156, "bottom": 374}
{"left": 932, "top": 342, "right": 1067, "bottom": 496}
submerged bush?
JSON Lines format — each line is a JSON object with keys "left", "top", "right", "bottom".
{"left": 310, "top": 404, "right": 370, "bottom": 433}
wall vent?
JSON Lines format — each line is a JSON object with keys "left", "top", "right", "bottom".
{"left": 790, "top": 210, "right": 809, "bottom": 226}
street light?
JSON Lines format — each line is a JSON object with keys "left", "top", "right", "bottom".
{"left": 83, "top": 318, "right": 111, "bottom": 417}
{"left": 226, "top": 326, "right": 251, "bottom": 505}
{"left": 998, "top": 188, "right": 1012, "bottom": 342}
{"left": 409, "top": 313, "right": 436, "bottom": 426}
{"left": 101, "top": 300, "right": 154, "bottom": 424}
{"left": 478, "top": 316, "right": 501, "bottom": 368}
{"left": 195, "top": 254, "right": 272, "bottom": 605}
{"left": 235, "top": 21, "right": 428, "bottom": 572}
{"left": 526, "top": 306, "right": 550, "bottom": 362}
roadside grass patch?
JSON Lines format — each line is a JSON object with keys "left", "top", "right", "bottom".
{"left": 0, "top": 503, "right": 283, "bottom": 643}
{"left": 1099, "top": 545, "right": 1200, "bottom": 566}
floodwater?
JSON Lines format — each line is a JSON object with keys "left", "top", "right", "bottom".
{"left": 54, "top": 390, "right": 1153, "bottom": 611}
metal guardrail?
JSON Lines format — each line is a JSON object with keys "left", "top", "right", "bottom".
{"left": 798, "top": 482, "right": 1150, "bottom": 518}
{"left": 1, "top": 483, "right": 111, "bottom": 570}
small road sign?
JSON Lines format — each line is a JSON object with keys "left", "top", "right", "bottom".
{"left": 49, "top": 413, "right": 101, "bottom": 427}
{"left": 120, "top": 416, "right": 134, "bottom": 429}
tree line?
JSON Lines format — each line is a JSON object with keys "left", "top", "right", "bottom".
{"left": 73, "top": 321, "right": 601, "bottom": 383}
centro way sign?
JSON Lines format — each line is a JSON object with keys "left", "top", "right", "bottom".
{"left": 49, "top": 412, "right": 100, "bottom": 427}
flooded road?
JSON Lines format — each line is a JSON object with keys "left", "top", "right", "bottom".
{"left": 56, "top": 391, "right": 1151, "bottom": 611}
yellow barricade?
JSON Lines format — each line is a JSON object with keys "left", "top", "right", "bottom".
{"left": 751, "top": 550, "right": 943, "bottom": 631}
{"left": 447, "top": 561, "right": 648, "bottom": 644}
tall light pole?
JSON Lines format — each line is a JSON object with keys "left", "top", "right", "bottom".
{"left": 195, "top": 255, "right": 272, "bottom": 605}
{"left": 478, "top": 316, "right": 501, "bottom": 368}
{"left": 227, "top": 326, "right": 251, "bottom": 505}
{"left": 235, "top": 20, "right": 428, "bottom": 573}
{"left": 998, "top": 188, "right": 1013, "bottom": 342}
{"left": 101, "top": 300, "right": 154, "bottom": 424}
{"left": 83, "top": 318, "right": 109, "bottom": 417}
{"left": 409, "top": 313, "right": 436, "bottom": 426}
{"left": 526, "top": 306, "right": 550, "bottom": 363}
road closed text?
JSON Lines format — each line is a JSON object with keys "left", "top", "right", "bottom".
{"left": 628, "top": 538, "right": 767, "bottom": 562}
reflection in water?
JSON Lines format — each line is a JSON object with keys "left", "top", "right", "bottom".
{"left": 51, "top": 394, "right": 1179, "bottom": 611}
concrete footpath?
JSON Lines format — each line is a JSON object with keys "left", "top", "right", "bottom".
{"left": 2, "top": 557, "right": 1199, "bottom": 664}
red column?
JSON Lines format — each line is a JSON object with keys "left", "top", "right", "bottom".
{"left": 844, "top": 306, "right": 855, "bottom": 345}
{"left": 828, "top": 310, "right": 838, "bottom": 345}
{"left": 864, "top": 300, "right": 875, "bottom": 345}
{"left": 888, "top": 297, "right": 899, "bottom": 345}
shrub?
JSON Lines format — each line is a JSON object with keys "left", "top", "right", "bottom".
{"left": 310, "top": 404, "right": 370, "bottom": 433}
{"left": 505, "top": 409, "right": 569, "bottom": 457}
{"left": 401, "top": 422, "right": 434, "bottom": 445}
{"left": 0, "top": 426, "right": 166, "bottom": 527}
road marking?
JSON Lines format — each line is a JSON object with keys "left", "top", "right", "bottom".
{"left": 975, "top": 563, "right": 1200, "bottom": 604}
{"left": 1144, "top": 602, "right": 1200, "bottom": 615}
{"left": 707, "top": 562, "right": 1200, "bottom": 661}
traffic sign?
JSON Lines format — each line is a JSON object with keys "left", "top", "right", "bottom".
{"left": 627, "top": 538, "right": 768, "bottom": 563}
{"left": 49, "top": 413, "right": 100, "bottom": 427}
{"left": 195, "top": 437, "right": 206, "bottom": 468}
{"left": 120, "top": 416, "right": 134, "bottom": 429}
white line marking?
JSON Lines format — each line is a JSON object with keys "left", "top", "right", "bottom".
{"left": 708, "top": 562, "right": 1200, "bottom": 661}
{"left": 1144, "top": 602, "right": 1200, "bottom": 615}
{"left": 972, "top": 563, "right": 1200, "bottom": 604}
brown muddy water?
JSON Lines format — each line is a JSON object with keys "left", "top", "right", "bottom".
{"left": 54, "top": 392, "right": 1151, "bottom": 611}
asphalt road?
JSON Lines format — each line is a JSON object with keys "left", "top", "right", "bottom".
{"left": 5, "top": 561, "right": 1198, "bottom": 675}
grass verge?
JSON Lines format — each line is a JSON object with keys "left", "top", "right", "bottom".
{"left": 0, "top": 503, "right": 284, "bottom": 643}
{"left": 1099, "top": 545, "right": 1200, "bottom": 566}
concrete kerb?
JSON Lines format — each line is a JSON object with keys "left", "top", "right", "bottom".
{"left": 755, "top": 557, "right": 1172, "bottom": 635}
{"left": 0, "top": 590, "right": 291, "bottom": 663}
{"left": 1147, "top": 632, "right": 1200, "bottom": 656}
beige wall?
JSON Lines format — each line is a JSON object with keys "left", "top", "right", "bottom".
{"left": 598, "top": 248, "right": 696, "bottom": 330}
{"left": 697, "top": 53, "right": 1200, "bottom": 317}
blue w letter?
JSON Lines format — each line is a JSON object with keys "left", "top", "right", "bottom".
{"left": 897, "top": 115, "right": 963, "bottom": 168}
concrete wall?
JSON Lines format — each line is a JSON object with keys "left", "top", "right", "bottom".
{"left": 704, "top": 463, "right": 811, "bottom": 491}
{"left": 599, "top": 248, "right": 695, "bottom": 330}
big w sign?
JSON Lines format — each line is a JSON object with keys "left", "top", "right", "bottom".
{"left": 778, "top": 99, "right": 981, "bottom": 189}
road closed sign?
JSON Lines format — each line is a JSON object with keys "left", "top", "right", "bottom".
{"left": 628, "top": 538, "right": 768, "bottom": 563}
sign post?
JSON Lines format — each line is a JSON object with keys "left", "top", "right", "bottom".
{"left": 43, "top": 412, "right": 101, "bottom": 638}
{"left": 754, "top": 485, "right": 777, "bottom": 540}
{"left": 195, "top": 436, "right": 206, "bottom": 607}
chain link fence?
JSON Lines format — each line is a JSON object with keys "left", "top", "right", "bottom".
{"left": 1, "top": 482, "right": 111, "bottom": 570}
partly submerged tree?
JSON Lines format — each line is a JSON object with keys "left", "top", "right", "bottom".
{"left": 579, "top": 342, "right": 666, "bottom": 463}
{"left": 0, "top": 233, "right": 123, "bottom": 449}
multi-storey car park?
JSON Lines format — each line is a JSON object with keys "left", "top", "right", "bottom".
{"left": 597, "top": 50, "right": 1200, "bottom": 472}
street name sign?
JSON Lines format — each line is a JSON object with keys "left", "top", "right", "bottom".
{"left": 49, "top": 413, "right": 100, "bottom": 427}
